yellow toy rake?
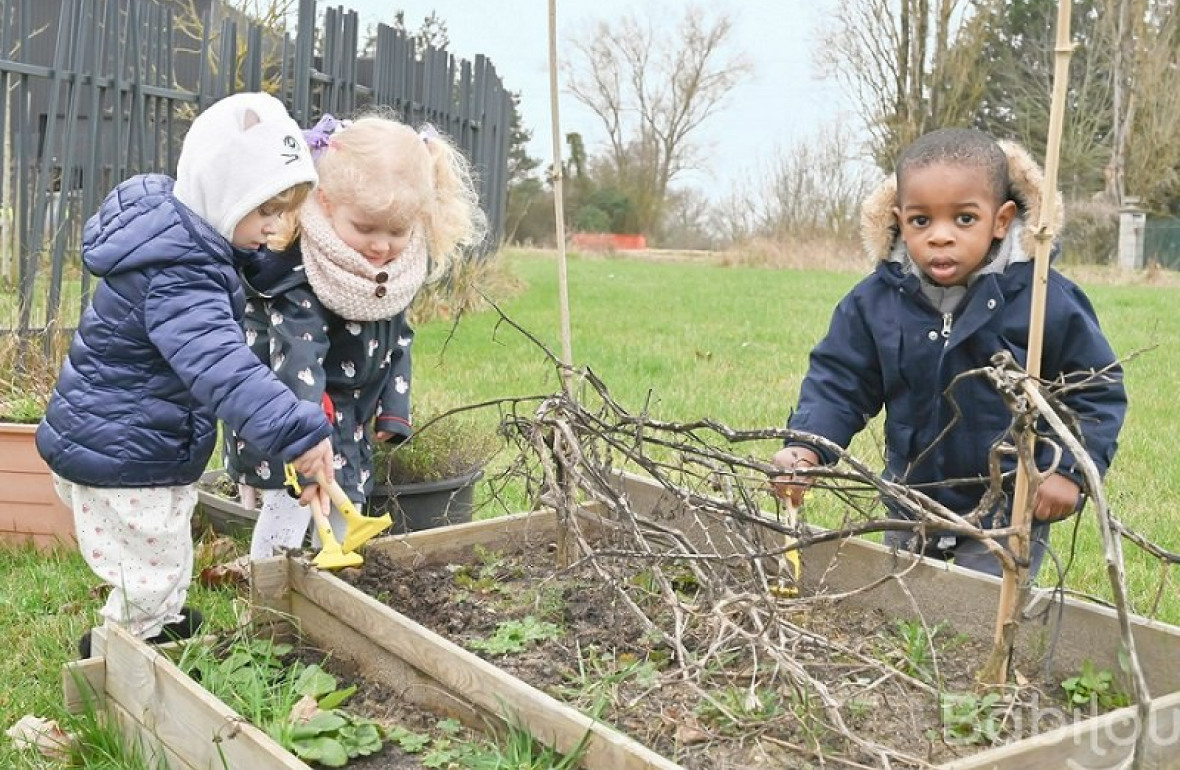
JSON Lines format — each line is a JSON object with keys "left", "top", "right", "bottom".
{"left": 283, "top": 465, "right": 393, "bottom": 569}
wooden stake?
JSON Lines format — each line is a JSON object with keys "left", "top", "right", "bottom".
{"left": 548, "top": 0, "right": 574, "bottom": 568}
{"left": 547, "top": 0, "right": 573, "bottom": 382}
{"left": 979, "top": 0, "right": 1073, "bottom": 686}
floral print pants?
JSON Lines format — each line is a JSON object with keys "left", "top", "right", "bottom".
{"left": 53, "top": 475, "right": 193, "bottom": 640}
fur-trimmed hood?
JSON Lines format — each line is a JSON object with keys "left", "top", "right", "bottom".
{"left": 859, "top": 140, "right": 1063, "bottom": 264}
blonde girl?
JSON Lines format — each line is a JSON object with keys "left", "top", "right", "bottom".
{"left": 226, "top": 113, "right": 486, "bottom": 558}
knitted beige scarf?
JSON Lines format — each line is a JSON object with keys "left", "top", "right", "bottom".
{"left": 300, "top": 197, "right": 427, "bottom": 321}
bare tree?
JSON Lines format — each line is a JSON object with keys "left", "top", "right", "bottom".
{"left": 816, "top": 0, "right": 995, "bottom": 169}
{"left": 824, "top": 0, "right": 1180, "bottom": 211}
{"left": 563, "top": 5, "right": 751, "bottom": 235}
{"left": 713, "top": 122, "right": 875, "bottom": 247}
{"left": 1117, "top": 0, "right": 1180, "bottom": 210}
{"left": 170, "top": 0, "right": 296, "bottom": 95}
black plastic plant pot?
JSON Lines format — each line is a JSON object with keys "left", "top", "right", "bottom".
{"left": 367, "top": 469, "right": 484, "bottom": 534}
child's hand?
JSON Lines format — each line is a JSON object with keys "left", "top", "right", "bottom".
{"left": 292, "top": 438, "right": 334, "bottom": 485}
{"left": 1034, "top": 472, "right": 1082, "bottom": 522}
{"left": 297, "top": 482, "right": 330, "bottom": 512}
{"left": 771, "top": 446, "right": 820, "bottom": 507}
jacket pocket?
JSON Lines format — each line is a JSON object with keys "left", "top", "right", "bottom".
{"left": 884, "top": 421, "right": 915, "bottom": 477}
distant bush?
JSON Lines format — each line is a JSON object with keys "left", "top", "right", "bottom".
{"left": 1060, "top": 199, "right": 1118, "bottom": 265}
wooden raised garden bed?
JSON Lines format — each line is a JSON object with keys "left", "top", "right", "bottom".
{"left": 63, "top": 473, "right": 1180, "bottom": 769}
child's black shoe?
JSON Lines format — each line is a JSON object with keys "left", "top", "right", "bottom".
{"left": 77, "top": 607, "right": 203, "bottom": 659}
{"left": 146, "top": 606, "right": 204, "bottom": 645}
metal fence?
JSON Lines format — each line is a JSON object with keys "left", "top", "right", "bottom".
{"left": 0, "top": 0, "right": 511, "bottom": 333}
{"left": 1145, "top": 217, "right": 1180, "bottom": 270}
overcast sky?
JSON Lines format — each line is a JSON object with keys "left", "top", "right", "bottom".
{"left": 340, "top": 1, "right": 852, "bottom": 196}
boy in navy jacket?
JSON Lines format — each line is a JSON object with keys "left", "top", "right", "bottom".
{"left": 773, "top": 128, "right": 1126, "bottom": 579}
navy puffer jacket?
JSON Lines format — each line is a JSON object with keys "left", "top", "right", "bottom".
{"left": 787, "top": 141, "right": 1126, "bottom": 521}
{"left": 36, "top": 174, "right": 331, "bottom": 487}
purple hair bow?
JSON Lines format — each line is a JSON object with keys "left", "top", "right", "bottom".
{"left": 303, "top": 114, "right": 347, "bottom": 161}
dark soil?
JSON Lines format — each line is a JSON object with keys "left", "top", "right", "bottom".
{"left": 334, "top": 539, "right": 1084, "bottom": 769}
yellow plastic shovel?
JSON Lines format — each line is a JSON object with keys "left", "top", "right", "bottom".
{"left": 284, "top": 465, "right": 362, "bottom": 570}
{"left": 769, "top": 500, "right": 802, "bottom": 598}
{"left": 314, "top": 474, "right": 393, "bottom": 553}
{"left": 308, "top": 494, "right": 363, "bottom": 569}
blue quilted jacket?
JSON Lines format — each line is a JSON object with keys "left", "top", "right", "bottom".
{"left": 789, "top": 259, "right": 1126, "bottom": 520}
{"left": 36, "top": 174, "right": 331, "bottom": 487}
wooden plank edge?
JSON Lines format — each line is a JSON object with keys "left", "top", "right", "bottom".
{"left": 62, "top": 657, "right": 105, "bottom": 714}
{"left": 290, "top": 593, "right": 488, "bottom": 727}
{"left": 365, "top": 507, "right": 562, "bottom": 564}
{"left": 290, "top": 561, "right": 684, "bottom": 770}
{"left": 941, "top": 690, "right": 1180, "bottom": 769}
{"left": 100, "top": 624, "right": 310, "bottom": 769}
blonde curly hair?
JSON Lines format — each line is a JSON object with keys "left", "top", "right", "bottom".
{"left": 274, "top": 111, "right": 486, "bottom": 279}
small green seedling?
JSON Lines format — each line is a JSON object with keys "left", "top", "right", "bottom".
{"left": 1062, "top": 660, "right": 1131, "bottom": 711}
{"left": 878, "top": 618, "right": 950, "bottom": 685}
{"left": 939, "top": 692, "right": 1003, "bottom": 745}
{"left": 467, "top": 616, "right": 562, "bottom": 655}
{"left": 421, "top": 718, "right": 479, "bottom": 768}
{"left": 558, "top": 645, "right": 661, "bottom": 710}
{"left": 696, "top": 685, "right": 784, "bottom": 732}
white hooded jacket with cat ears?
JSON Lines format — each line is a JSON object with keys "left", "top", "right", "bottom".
{"left": 173, "top": 92, "right": 318, "bottom": 241}
{"left": 785, "top": 141, "right": 1126, "bottom": 521}
{"left": 37, "top": 95, "right": 329, "bottom": 488}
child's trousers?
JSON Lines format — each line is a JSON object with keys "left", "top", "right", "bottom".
{"left": 884, "top": 524, "right": 1049, "bottom": 581}
{"left": 250, "top": 488, "right": 348, "bottom": 560}
{"left": 53, "top": 475, "right": 194, "bottom": 640}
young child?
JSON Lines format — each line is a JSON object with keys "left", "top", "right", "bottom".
{"left": 225, "top": 113, "right": 486, "bottom": 559}
{"left": 36, "top": 92, "right": 336, "bottom": 657}
{"left": 772, "top": 127, "right": 1127, "bottom": 579}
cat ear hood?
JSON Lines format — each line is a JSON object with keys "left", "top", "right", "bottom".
{"left": 859, "top": 139, "right": 1063, "bottom": 262}
{"left": 173, "top": 92, "right": 318, "bottom": 241}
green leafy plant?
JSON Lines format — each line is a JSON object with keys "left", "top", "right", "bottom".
{"left": 373, "top": 410, "right": 499, "bottom": 485}
{"left": 877, "top": 618, "right": 951, "bottom": 685}
{"left": 386, "top": 724, "right": 433, "bottom": 754}
{"left": 175, "top": 634, "right": 385, "bottom": 767}
{"left": 696, "top": 685, "right": 784, "bottom": 732}
{"left": 1062, "top": 660, "right": 1131, "bottom": 711}
{"left": 939, "top": 692, "right": 1004, "bottom": 745}
{"left": 467, "top": 616, "right": 562, "bottom": 655}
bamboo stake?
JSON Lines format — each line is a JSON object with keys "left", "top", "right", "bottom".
{"left": 547, "top": 0, "right": 573, "bottom": 381}
{"left": 547, "top": 0, "right": 575, "bottom": 568}
{"left": 978, "top": 0, "right": 1072, "bottom": 686}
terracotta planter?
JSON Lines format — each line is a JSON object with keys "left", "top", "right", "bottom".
{"left": 0, "top": 422, "right": 75, "bottom": 549}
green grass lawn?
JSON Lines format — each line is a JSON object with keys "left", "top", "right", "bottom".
{"left": 410, "top": 252, "right": 1180, "bottom": 626}
{"left": 2, "top": 250, "right": 1177, "bottom": 765}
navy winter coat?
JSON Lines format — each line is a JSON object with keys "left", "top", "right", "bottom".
{"left": 789, "top": 258, "right": 1126, "bottom": 519}
{"left": 225, "top": 244, "right": 414, "bottom": 502}
{"left": 36, "top": 174, "right": 331, "bottom": 487}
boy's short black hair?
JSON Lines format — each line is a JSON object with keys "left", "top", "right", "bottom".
{"left": 896, "top": 128, "right": 1011, "bottom": 205}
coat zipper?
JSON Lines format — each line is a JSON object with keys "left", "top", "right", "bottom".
{"left": 941, "top": 312, "right": 953, "bottom": 341}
